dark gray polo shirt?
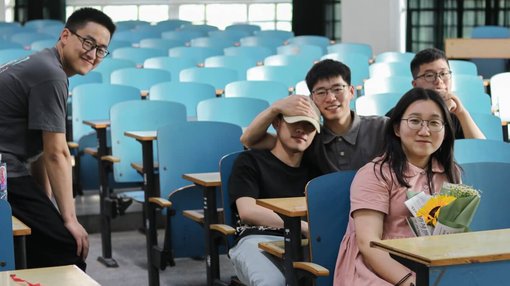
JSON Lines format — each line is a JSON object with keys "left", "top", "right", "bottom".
{"left": 304, "top": 111, "right": 389, "bottom": 174}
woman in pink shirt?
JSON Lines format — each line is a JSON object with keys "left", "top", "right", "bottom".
{"left": 334, "top": 87, "right": 461, "bottom": 286}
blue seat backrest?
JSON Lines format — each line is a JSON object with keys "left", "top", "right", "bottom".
{"left": 68, "top": 71, "right": 103, "bottom": 93}
{"left": 355, "top": 92, "right": 402, "bottom": 116}
{"left": 197, "top": 97, "right": 270, "bottom": 128}
{"left": 157, "top": 121, "right": 244, "bottom": 199}
{"left": 306, "top": 171, "right": 357, "bottom": 286}
{"left": 0, "top": 199, "right": 15, "bottom": 271}
{"left": 461, "top": 162, "right": 510, "bottom": 231}
{"left": 224, "top": 80, "right": 288, "bottom": 105}
{"left": 224, "top": 46, "right": 273, "bottom": 63}
{"left": 110, "top": 100, "right": 187, "bottom": 183}
{"left": 93, "top": 58, "right": 136, "bottom": 83}
{"left": 469, "top": 113, "right": 504, "bottom": 141}
{"left": 179, "top": 67, "right": 239, "bottom": 90}
{"left": 219, "top": 151, "right": 244, "bottom": 246}
{"left": 110, "top": 67, "right": 171, "bottom": 91}
{"left": 71, "top": 83, "right": 140, "bottom": 142}
{"left": 143, "top": 57, "right": 195, "bottom": 80}
{"left": 112, "top": 47, "right": 168, "bottom": 67}
{"left": 454, "top": 139, "right": 510, "bottom": 164}
{"left": 326, "top": 43, "right": 373, "bottom": 59}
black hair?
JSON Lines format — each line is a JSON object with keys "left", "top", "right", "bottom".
{"left": 410, "top": 48, "right": 449, "bottom": 79}
{"left": 65, "top": 7, "right": 116, "bottom": 37}
{"left": 305, "top": 59, "right": 351, "bottom": 92}
{"left": 375, "top": 87, "right": 460, "bottom": 190}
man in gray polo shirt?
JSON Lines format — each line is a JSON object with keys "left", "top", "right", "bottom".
{"left": 241, "top": 59, "right": 388, "bottom": 174}
{"left": 0, "top": 8, "right": 115, "bottom": 270}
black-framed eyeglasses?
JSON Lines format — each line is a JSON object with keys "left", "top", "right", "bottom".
{"left": 415, "top": 71, "right": 452, "bottom": 83}
{"left": 68, "top": 29, "right": 110, "bottom": 58}
{"left": 311, "top": 84, "right": 349, "bottom": 99}
{"left": 401, "top": 117, "right": 445, "bottom": 132}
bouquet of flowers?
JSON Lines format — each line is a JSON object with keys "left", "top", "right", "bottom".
{"left": 405, "top": 183, "right": 481, "bottom": 236}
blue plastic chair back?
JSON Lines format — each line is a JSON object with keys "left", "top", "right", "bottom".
{"left": 277, "top": 44, "right": 324, "bottom": 60}
{"left": 321, "top": 52, "right": 370, "bottom": 88}
{"left": 115, "top": 20, "right": 150, "bottom": 31}
{"left": 208, "top": 30, "right": 251, "bottom": 42}
{"left": 190, "top": 37, "right": 236, "bottom": 49}
{"left": 162, "top": 30, "right": 205, "bottom": 43}
{"left": 0, "top": 199, "right": 15, "bottom": 271}
{"left": 263, "top": 54, "right": 316, "bottom": 74}
{"left": 470, "top": 113, "right": 504, "bottom": 141}
{"left": 286, "top": 35, "right": 330, "bottom": 53}
{"left": 93, "top": 58, "right": 136, "bottom": 83}
{"left": 155, "top": 19, "right": 191, "bottom": 31}
{"left": 110, "top": 100, "right": 187, "bottom": 183}
{"left": 169, "top": 46, "right": 223, "bottom": 65}
{"left": 224, "top": 46, "right": 273, "bottom": 63}
{"left": 24, "top": 19, "right": 63, "bottom": 30}
{"left": 197, "top": 97, "right": 270, "bottom": 128}
{"left": 369, "top": 62, "right": 412, "bottom": 78}
{"left": 253, "top": 30, "right": 294, "bottom": 41}
{"left": 326, "top": 43, "right": 373, "bottom": 59}
{"left": 454, "top": 139, "right": 510, "bottom": 164}
{"left": 363, "top": 76, "right": 413, "bottom": 96}
{"left": 219, "top": 151, "right": 244, "bottom": 247}
{"left": 157, "top": 121, "right": 243, "bottom": 199}
{"left": 69, "top": 71, "right": 103, "bottom": 92}
{"left": 204, "top": 55, "right": 258, "bottom": 80}
{"left": 106, "top": 40, "right": 132, "bottom": 54}
{"left": 110, "top": 67, "right": 171, "bottom": 91}
{"left": 0, "top": 40, "right": 22, "bottom": 49}
{"left": 178, "top": 24, "right": 219, "bottom": 34}
{"left": 143, "top": 56, "right": 196, "bottom": 80}
{"left": 451, "top": 74, "right": 485, "bottom": 96}
{"left": 38, "top": 24, "right": 63, "bottom": 37}
{"left": 9, "top": 32, "right": 53, "bottom": 47}
{"left": 0, "top": 48, "right": 32, "bottom": 64}
{"left": 112, "top": 29, "right": 162, "bottom": 44}
{"left": 180, "top": 67, "right": 239, "bottom": 91}
{"left": 30, "top": 39, "right": 56, "bottom": 51}
{"left": 306, "top": 171, "right": 357, "bottom": 286}
{"left": 71, "top": 83, "right": 140, "bottom": 142}
{"left": 355, "top": 92, "right": 402, "bottom": 116}
{"left": 225, "top": 24, "right": 261, "bottom": 34}
{"left": 149, "top": 81, "right": 216, "bottom": 117}
{"left": 225, "top": 80, "right": 288, "bottom": 104}
{"left": 247, "top": 65, "right": 305, "bottom": 90}
{"left": 139, "top": 38, "right": 185, "bottom": 50}
{"left": 454, "top": 91, "right": 492, "bottom": 115}
{"left": 240, "top": 36, "right": 285, "bottom": 53}
{"left": 461, "top": 162, "right": 510, "bottom": 231}
{"left": 374, "top": 51, "right": 415, "bottom": 63}
{"left": 449, "top": 60, "right": 478, "bottom": 76}
{"left": 112, "top": 47, "right": 167, "bottom": 67}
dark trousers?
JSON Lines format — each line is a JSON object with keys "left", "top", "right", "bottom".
{"left": 7, "top": 176, "right": 86, "bottom": 270}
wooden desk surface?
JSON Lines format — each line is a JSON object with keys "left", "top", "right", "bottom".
{"left": 182, "top": 172, "right": 221, "bottom": 187}
{"left": 0, "top": 265, "right": 100, "bottom": 285}
{"left": 257, "top": 197, "right": 307, "bottom": 217}
{"left": 371, "top": 228, "right": 510, "bottom": 267}
{"left": 12, "top": 216, "right": 31, "bottom": 236}
{"left": 124, "top": 130, "right": 157, "bottom": 141}
{"left": 445, "top": 38, "right": 510, "bottom": 59}
{"left": 82, "top": 120, "right": 111, "bottom": 129}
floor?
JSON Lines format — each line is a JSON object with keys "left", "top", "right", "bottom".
{"left": 77, "top": 192, "right": 236, "bottom": 286}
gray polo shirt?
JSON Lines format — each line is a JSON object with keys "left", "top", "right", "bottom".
{"left": 304, "top": 111, "right": 389, "bottom": 174}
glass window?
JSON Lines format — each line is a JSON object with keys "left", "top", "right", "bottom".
{"left": 277, "top": 3, "right": 292, "bottom": 21}
{"left": 207, "top": 4, "right": 247, "bottom": 29}
{"left": 139, "top": 5, "right": 169, "bottom": 23}
{"left": 103, "top": 5, "right": 138, "bottom": 22}
{"left": 249, "top": 4, "right": 276, "bottom": 21}
{"left": 179, "top": 4, "right": 205, "bottom": 23}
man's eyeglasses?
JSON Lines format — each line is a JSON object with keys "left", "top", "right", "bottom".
{"left": 311, "top": 85, "right": 349, "bottom": 99}
{"left": 69, "top": 29, "right": 109, "bottom": 58}
{"left": 415, "top": 71, "right": 452, "bottom": 83}
{"left": 401, "top": 117, "right": 445, "bottom": 132}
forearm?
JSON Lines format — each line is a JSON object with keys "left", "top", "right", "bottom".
{"left": 240, "top": 106, "right": 279, "bottom": 149}
{"left": 456, "top": 110, "right": 486, "bottom": 139}
{"left": 359, "top": 244, "right": 414, "bottom": 284}
{"left": 240, "top": 204, "right": 285, "bottom": 228}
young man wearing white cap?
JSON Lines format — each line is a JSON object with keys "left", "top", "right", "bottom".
{"left": 228, "top": 100, "right": 321, "bottom": 286}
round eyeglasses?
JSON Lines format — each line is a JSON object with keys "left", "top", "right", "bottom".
{"left": 401, "top": 118, "right": 445, "bottom": 132}
{"left": 415, "top": 71, "right": 452, "bottom": 83}
{"left": 311, "top": 85, "right": 349, "bottom": 100}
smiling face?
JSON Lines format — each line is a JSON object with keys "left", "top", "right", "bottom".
{"left": 274, "top": 118, "right": 317, "bottom": 153}
{"left": 310, "top": 76, "right": 354, "bottom": 123}
{"left": 412, "top": 59, "right": 452, "bottom": 96}
{"left": 59, "top": 22, "right": 111, "bottom": 76}
{"left": 394, "top": 99, "right": 445, "bottom": 168}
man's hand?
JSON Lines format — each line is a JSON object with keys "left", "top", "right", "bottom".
{"left": 64, "top": 219, "right": 89, "bottom": 259}
{"left": 273, "top": 95, "right": 315, "bottom": 118}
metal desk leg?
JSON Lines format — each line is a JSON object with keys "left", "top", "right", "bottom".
{"left": 203, "top": 186, "right": 221, "bottom": 286}
{"left": 14, "top": 236, "right": 26, "bottom": 269}
{"left": 283, "top": 217, "right": 302, "bottom": 286}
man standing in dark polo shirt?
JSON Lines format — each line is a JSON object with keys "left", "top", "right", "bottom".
{"left": 241, "top": 59, "right": 388, "bottom": 174}
{"left": 0, "top": 8, "right": 115, "bottom": 270}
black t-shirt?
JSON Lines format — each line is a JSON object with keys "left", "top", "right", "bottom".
{"left": 385, "top": 107, "right": 464, "bottom": 139}
{"left": 228, "top": 149, "right": 317, "bottom": 240}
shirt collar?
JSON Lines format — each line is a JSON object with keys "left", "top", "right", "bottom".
{"left": 405, "top": 158, "right": 445, "bottom": 176}
{"left": 321, "top": 111, "right": 361, "bottom": 145}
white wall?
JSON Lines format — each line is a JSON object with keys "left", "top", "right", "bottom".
{"left": 342, "top": 0, "right": 406, "bottom": 56}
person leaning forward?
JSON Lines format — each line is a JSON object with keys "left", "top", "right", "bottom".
{"left": 0, "top": 7, "right": 115, "bottom": 270}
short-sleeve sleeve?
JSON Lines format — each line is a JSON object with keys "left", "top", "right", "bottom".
{"left": 228, "top": 152, "right": 261, "bottom": 207}
{"left": 350, "top": 162, "right": 391, "bottom": 216}
{"left": 28, "top": 79, "right": 68, "bottom": 132}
